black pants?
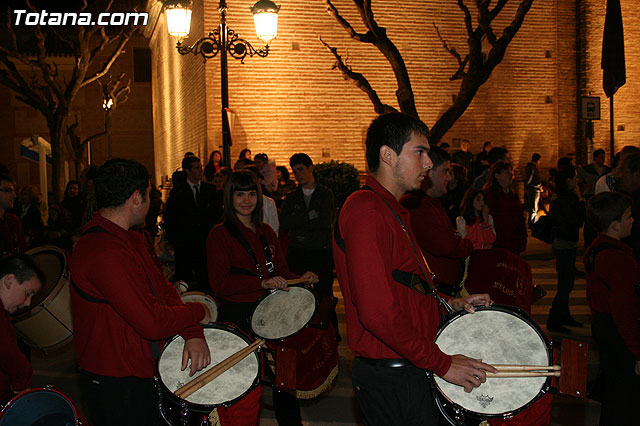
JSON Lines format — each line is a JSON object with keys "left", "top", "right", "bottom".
{"left": 352, "top": 358, "right": 438, "bottom": 426}
{"left": 549, "top": 247, "right": 576, "bottom": 322}
{"left": 218, "top": 299, "right": 302, "bottom": 426}
{"left": 173, "top": 240, "right": 209, "bottom": 293}
{"left": 79, "top": 371, "right": 160, "bottom": 426}
{"left": 592, "top": 313, "right": 640, "bottom": 426}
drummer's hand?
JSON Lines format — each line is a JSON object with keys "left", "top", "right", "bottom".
{"left": 441, "top": 354, "right": 498, "bottom": 393}
{"left": 449, "top": 293, "right": 492, "bottom": 313}
{"left": 301, "top": 271, "right": 319, "bottom": 284}
{"left": 261, "top": 276, "right": 289, "bottom": 291}
{"left": 182, "top": 338, "right": 211, "bottom": 376}
{"left": 198, "top": 303, "right": 212, "bottom": 325}
{"left": 635, "top": 360, "right": 640, "bottom": 375}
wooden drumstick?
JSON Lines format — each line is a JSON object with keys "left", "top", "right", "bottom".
{"left": 486, "top": 371, "right": 561, "bottom": 378}
{"left": 175, "top": 339, "right": 265, "bottom": 399}
{"left": 493, "top": 364, "right": 561, "bottom": 372}
{"left": 286, "top": 278, "right": 311, "bottom": 285}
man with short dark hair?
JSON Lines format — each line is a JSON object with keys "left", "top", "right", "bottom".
{"left": 452, "top": 139, "right": 474, "bottom": 174}
{"left": 0, "top": 254, "right": 43, "bottom": 404}
{"left": 71, "top": 159, "right": 212, "bottom": 426}
{"left": 0, "top": 175, "right": 27, "bottom": 255}
{"left": 334, "top": 112, "right": 495, "bottom": 426}
{"left": 578, "top": 149, "right": 610, "bottom": 200}
{"left": 164, "top": 156, "right": 221, "bottom": 291}
{"left": 280, "top": 153, "right": 336, "bottom": 320}
{"left": 524, "top": 153, "right": 542, "bottom": 227}
{"left": 401, "top": 146, "right": 474, "bottom": 297}
{"left": 471, "top": 146, "right": 509, "bottom": 189}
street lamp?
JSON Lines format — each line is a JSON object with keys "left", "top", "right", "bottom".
{"left": 165, "top": 0, "right": 280, "bottom": 166}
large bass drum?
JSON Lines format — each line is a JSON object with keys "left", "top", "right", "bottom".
{"left": 0, "top": 385, "right": 82, "bottom": 426}
{"left": 433, "top": 305, "right": 553, "bottom": 425}
{"left": 11, "top": 246, "right": 73, "bottom": 350}
{"left": 156, "top": 323, "right": 261, "bottom": 426}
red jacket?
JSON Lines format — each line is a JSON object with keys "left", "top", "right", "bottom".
{"left": 484, "top": 190, "right": 527, "bottom": 255}
{"left": 0, "top": 212, "right": 27, "bottom": 255}
{"left": 207, "top": 221, "right": 297, "bottom": 303}
{"left": 333, "top": 176, "right": 452, "bottom": 376}
{"left": 585, "top": 234, "right": 640, "bottom": 360}
{"left": 400, "top": 191, "right": 473, "bottom": 286}
{"left": 70, "top": 213, "right": 206, "bottom": 378}
{"left": 0, "top": 309, "right": 32, "bottom": 401}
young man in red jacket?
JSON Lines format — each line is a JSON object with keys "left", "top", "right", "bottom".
{"left": 585, "top": 192, "right": 640, "bottom": 426}
{"left": 333, "top": 113, "right": 496, "bottom": 426}
{"left": 400, "top": 145, "right": 474, "bottom": 296}
{"left": 0, "top": 254, "right": 43, "bottom": 404}
{"left": 71, "top": 159, "right": 212, "bottom": 426}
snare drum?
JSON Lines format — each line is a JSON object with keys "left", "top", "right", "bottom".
{"left": 433, "top": 305, "right": 553, "bottom": 424}
{"left": 0, "top": 385, "right": 82, "bottom": 426}
{"left": 156, "top": 324, "right": 261, "bottom": 426}
{"left": 250, "top": 285, "right": 338, "bottom": 398}
{"left": 11, "top": 246, "right": 74, "bottom": 350}
{"left": 180, "top": 292, "right": 218, "bottom": 323}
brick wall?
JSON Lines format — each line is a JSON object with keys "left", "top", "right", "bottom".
{"left": 581, "top": 0, "right": 640, "bottom": 164}
{"left": 150, "top": 0, "right": 638, "bottom": 183}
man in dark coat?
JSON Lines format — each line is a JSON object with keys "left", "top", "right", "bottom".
{"left": 164, "top": 156, "right": 221, "bottom": 292}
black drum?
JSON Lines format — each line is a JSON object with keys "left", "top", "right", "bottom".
{"left": 155, "top": 323, "right": 261, "bottom": 426}
{"left": 0, "top": 385, "right": 82, "bottom": 426}
{"left": 432, "top": 305, "right": 554, "bottom": 425}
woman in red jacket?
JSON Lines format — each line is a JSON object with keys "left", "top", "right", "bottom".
{"left": 207, "top": 170, "right": 317, "bottom": 426}
{"left": 483, "top": 161, "right": 528, "bottom": 255}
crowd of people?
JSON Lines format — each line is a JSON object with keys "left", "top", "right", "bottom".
{"left": 0, "top": 118, "right": 638, "bottom": 425}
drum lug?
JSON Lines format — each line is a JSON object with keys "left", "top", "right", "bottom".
{"left": 180, "top": 400, "right": 189, "bottom": 426}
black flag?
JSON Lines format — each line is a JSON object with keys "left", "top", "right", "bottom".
{"left": 602, "top": 0, "right": 625, "bottom": 98}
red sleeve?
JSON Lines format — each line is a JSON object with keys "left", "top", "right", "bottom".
{"left": 207, "top": 225, "right": 263, "bottom": 298}
{"left": 410, "top": 208, "right": 473, "bottom": 258}
{"left": 343, "top": 203, "right": 450, "bottom": 374}
{"left": 600, "top": 253, "right": 640, "bottom": 359}
{"left": 0, "top": 312, "right": 32, "bottom": 393}
{"left": 81, "top": 242, "right": 205, "bottom": 341}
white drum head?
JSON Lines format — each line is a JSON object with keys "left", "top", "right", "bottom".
{"left": 180, "top": 292, "right": 218, "bottom": 322}
{"left": 434, "top": 308, "right": 550, "bottom": 416}
{"left": 251, "top": 286, "right": 316, "bottom": 340}
{"left": 158, "top": 327, "right": 259, "bottom": 406}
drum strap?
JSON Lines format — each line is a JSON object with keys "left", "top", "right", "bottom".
{"left": 584, "top": 242, "right": 620, "bottom": 281}
{"left": 334, "top": 186, "right": 453, "bottom": 316}
{"left": 224, "top": 221, "right": 276, "bottom": 279}
{"left": 71, "top": 225, "right": 163, "bottom": 359}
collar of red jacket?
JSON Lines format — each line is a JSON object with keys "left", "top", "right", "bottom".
{"left": 365, "top": 175, "right": 410, "bottom": 217}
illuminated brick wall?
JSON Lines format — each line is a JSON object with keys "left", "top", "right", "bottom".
{"left": 150, "top": 0, "right": 637, "bottom": 183}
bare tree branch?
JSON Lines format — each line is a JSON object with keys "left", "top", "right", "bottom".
{"left": 433, "top": 23, "right": 469, "bottom": 80}
{"left": 319, "top": 36, "right": 397, "bottom": 115}
{"left": 323, "top": 0, "right": 374, "bottom": 43}
{"left": 457, "top": 0, "right": 474, "bottom": 38}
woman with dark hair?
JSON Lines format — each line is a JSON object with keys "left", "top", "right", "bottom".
{"left": 203, "top": 150, "right": 222, "bottom": 182}
{"left": 483, "top": 161, "right": 527, "bottom": 255}
{"left": 206, "top": 170, "right": 318, "bottom": 425}
{"left": 442, "top": 162, "right": 469, "bottom": 225}
{"left": 546, "top": 160, "right": 586, "bottom": 333}
{"left": 61, "top": 180, "right": 84, "bottom": 231}
{"left": 238, "top": 148, "right": 252, "bottom": 161}
{"left": 456, "top": 188, "right": 496, "bottom": 250}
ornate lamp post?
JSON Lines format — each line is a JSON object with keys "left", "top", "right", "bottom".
{"left": 165, "top": 0, "right": 280, "bottom": 166}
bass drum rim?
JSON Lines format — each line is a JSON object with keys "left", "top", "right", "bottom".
{"left": 0, "top": 385, "right": 80, "bottom": 426}
{"left": 156, "top": 323, "right": 262, "bottom": 413}
{"left": 10, "top": 245, "right": 68, "bottom": 319}
{"left": 433, "top": 304, "right": 553, "bottom": 422}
